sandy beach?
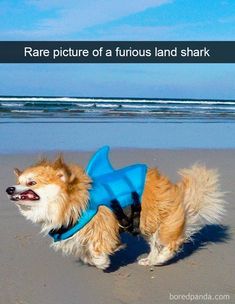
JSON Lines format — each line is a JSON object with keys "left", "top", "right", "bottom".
{"left": 0, "top": 148, "right": 234, "bottom": 304}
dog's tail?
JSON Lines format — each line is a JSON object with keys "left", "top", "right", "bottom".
{"left": 178, "top": 164, "right": 226, "bottom": 240}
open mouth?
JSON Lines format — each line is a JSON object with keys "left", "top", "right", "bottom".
{"left": 11, "top": 190, "right": 40, "bottom": 201}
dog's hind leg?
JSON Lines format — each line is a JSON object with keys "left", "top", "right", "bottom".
{"left": 138, "top": 220, "right": 185, "bottom": 266}
{"left": 153, "top": 236, "right": 185, "bottom": 265}
{"left": 138, "top": 231, "right": 161, "bottom": 266}
{"left": 138, "top": 239, "right": 183, "bottom": 266}
{"left": 153, "top": 246, "right": 176, "bottom": 265}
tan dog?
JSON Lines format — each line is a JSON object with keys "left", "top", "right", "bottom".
{"left": 6, "top": 153, "right": 225, "bottom": 270}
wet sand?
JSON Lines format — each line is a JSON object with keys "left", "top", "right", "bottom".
{"left": 0, "top": 149, "right": 234, "bottom": 304}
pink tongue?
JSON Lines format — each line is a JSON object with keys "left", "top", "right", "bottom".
{"left": 21, "top": 193, "right": 34, "bottom": 200}
{"left": 20, "top": 190, "right": 39, "bottom": 200}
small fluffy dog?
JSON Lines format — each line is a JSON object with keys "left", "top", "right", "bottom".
{"left": 6, "top": 147, "right": 225, "bottom": 270}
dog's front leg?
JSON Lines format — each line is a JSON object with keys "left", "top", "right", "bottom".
{"left": 90, "top": 252, "right": 110, "bottom": 270}
{"left": 79, "top": 248, "right": 110, "bottom": 269}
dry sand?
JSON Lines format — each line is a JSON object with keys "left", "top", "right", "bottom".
{"left": 0, "top": 149, "right": 234, "bottom": 304}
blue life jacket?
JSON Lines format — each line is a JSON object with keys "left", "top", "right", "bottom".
{"left": 49, "top": 146, "right": 147, "bottom": 242}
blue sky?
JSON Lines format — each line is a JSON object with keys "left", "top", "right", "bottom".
{"left": 0, "top": 0, "right": 235, "bottom": 98}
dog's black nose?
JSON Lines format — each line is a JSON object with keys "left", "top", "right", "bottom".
{"left": 6, "top": 187, "right": 16, "bottom": 195}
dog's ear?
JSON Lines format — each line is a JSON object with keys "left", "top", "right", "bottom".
{"left": 56, "top": 169, "right": 68, "bottom": 182}
{"left": 69, "top": 173, "right": 76, "bottom": 183}
{"left": 53, "top": 154, "right": 64, "bottom": 169}
{"left": 54, "top": 155, "right": 71, "bottom": 182}
{"left": 56, "top": 169, "right": 76, "bottom": 183}
{"left": 14, "top": 168, "right": 22, "bottom": 177}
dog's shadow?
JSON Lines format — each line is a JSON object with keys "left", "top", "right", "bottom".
{"left": 107, "top": 233, "right": 148, "bottom": 273}
{"left": 106, "top": 225, "right": 230, "bottom": 272}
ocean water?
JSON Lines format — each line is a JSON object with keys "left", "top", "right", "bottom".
{"left": 0, "top": 97, "right": 235, "bottom": 152}
{"left": 1, "top": 96, "right": 235, "bottom": 122}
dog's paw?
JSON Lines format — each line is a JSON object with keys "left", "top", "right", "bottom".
{"left": 153, "top": 248, "right": 175, "bottom": 265}
{"left": 96, "top": 260, "right": 110, "bottom": 270}
{"left": 153, "top": 259, "right": 165, "bottom": 266}
{"left": 92, "top": 254, "right": 110, "bottom": 270}
{"left": 138, "top": 257, "right": 150, "bottom": 266}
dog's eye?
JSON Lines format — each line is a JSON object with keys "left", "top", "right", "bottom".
{"left": 27, "top": 181, "right": 36, "bottom": 186}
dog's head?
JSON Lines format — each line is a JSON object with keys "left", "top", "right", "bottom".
{"left": 6, "top": 156, "right": 90, "bottom": 230}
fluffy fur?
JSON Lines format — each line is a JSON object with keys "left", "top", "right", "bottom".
{"left": 7, "top": 155, "right": 225, "bottom": 269}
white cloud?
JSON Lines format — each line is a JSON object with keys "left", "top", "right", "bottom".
{"left": 17, "top": 0, "right": 173, "bottom": 38}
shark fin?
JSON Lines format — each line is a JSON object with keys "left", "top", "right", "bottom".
{"left": 86, "top": 146, "right": 114, "bottom": 178}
